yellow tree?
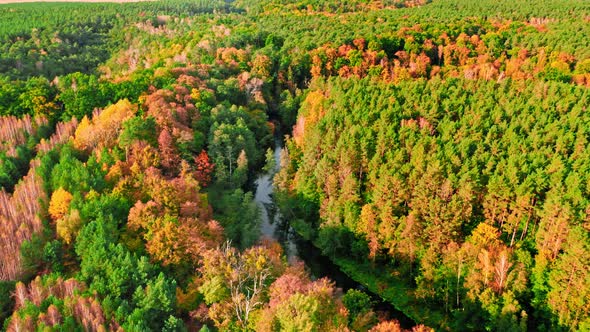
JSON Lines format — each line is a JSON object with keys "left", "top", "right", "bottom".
{"left": 48, "top": 188, "right": 73, "bottom": 221}
{"left": 56, "top": 210, "right": 82, "bottom": 245}
{"left": 74, "top": 99, "right": 135, "bottom": 152}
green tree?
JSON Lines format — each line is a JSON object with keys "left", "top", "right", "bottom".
{"left": 118, "top": 116, "right": 158, "bottom": 148}
{"left": 214, "top": 189, "right": 261, "bottom": 249}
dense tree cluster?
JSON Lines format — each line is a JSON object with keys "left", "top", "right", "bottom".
{"left": 278, "top": 76, "right": 590, "bottom": 330}
{"left": 0, "top": 0, "right": 588, "bottom": 330}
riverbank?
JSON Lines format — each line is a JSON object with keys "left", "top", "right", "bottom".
{"left": 255, "top": 137, "right": 420, "bottom": 329}
{"left": 292, "top": 233, "right": 418, "bottom": 329}
{"left": 331, "top": 254, "right": 447, "bottom": 329}
{"left": 287, "top": 204, "right": 444, "bottom": 329}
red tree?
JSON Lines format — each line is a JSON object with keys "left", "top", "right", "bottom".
{"left": 194, "top": 150, "right": 214, "bottom": 187}
{"left": 158, "top": 129, "right": 180, "bottom": 175}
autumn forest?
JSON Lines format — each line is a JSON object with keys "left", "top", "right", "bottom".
{"left": 0, "top": 0, "right": 589, "bottom": 331}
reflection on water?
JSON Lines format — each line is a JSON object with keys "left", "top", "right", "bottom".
{"left": 254, "top": 143, "right": 299, "bottom": 261}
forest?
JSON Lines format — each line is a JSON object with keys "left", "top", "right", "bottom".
{"left": 0, "top": 0, "right": 588, "bottom": 331}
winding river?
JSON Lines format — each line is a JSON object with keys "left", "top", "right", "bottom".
{"left": 254, "top": 140, "right": 416, "bottom": 328}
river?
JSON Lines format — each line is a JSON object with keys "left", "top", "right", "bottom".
{"left": 253, "top": 142, "right": 299, "bottom": 260}
{"left": 254, "top": 141, "right": 416, "bottom": 328}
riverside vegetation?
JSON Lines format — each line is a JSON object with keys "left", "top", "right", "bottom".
{"left": 0, "top": 0, "right": 589, "bottom": 331}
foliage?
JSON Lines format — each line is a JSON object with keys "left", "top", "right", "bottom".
{"left": 1, "top": 0, "right": 589, "bottom": 330}
{"left": 0, "top": 281, "right": 15, "bottom": 324}
{"left": 199, "top": 242, "right": 285, "bottom": 329}
{"left": 278, "top": 75, "right": 590, "bottom": 330}
{"left": 119, "top": 116, "right": 158, "bottom": 148}
{"left": 211, "top": 189, "right": 261, "bottom": 249}
{"left": 48, "top": 187, "right": 73, "bottom": 221}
